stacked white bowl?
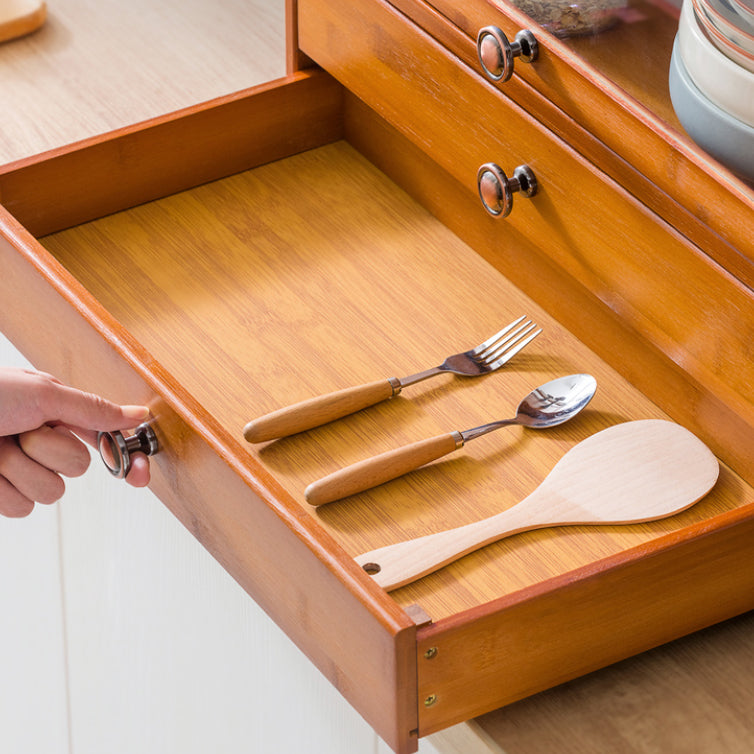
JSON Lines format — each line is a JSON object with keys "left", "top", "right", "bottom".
{"left": 670, "top": 0, "right": 754, "bottom": 182}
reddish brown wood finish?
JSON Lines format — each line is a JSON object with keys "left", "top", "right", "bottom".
{"left": 286, "top": 0, "right": 315, "bottom": 73}
{"left": 384, "top": 0, "right": 754, "bottom": 289}
{"left": 416, "top": 502, "right": 754, "bottom": 734}
{"left": 343, "top": 94, "right": 754, "bottom": 485}
{"left": 299, "top": 0, "right": 754, "bottom": 482}
{"left": 0, "top": 70, "right": 343, "bottom": 237}
{"left": 398, "top": 0, "right": 754, "bottom": 275}
{"left": 0, "top": 1, "right": 751, "bottom": 749}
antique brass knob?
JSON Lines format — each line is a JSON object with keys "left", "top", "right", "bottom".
{"left": 98, "top": 423, "right": 159, "bottom": 479}
{"left": 477, "top": 26, "right": 538, "bottom": 83}
{"left": 477, "top": 163, "right": 538, "bottom": 218}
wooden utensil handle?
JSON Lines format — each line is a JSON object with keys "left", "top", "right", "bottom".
{"left": 243, "top": 379, "right": 398, "bottom": 443}
{"left": 305, "top": 432, "right": 462, "bottom": 506}
{"left": 355, "top": 505, "right": 537, "bottom": 590}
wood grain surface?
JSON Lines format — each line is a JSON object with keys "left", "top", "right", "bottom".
{"left": 0, "top": 0, "right": 285, "bottom": 164}
{"left": 465, "top": 608, "right": 754, "bottom": 753}
{"left": 378, "top": 0, "right": 754, "bottom": 285}
{"left": 0, "top": 69, "right": 344, "bottom": 236}
{"left": 39, "top": 141, "right": 754, "bottom": 624}
{"left": 298, "top": 0, "right": 754, "bottom": 480}
{"left": 0, "top": 199, "right": 421, "bottom": 754}
{"left": 2, "top": 0, "right": 752, "bottom": 748}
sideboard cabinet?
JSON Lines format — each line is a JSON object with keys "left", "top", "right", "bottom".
{"left": 0, "top": 1, "right": 751, "bottom": 752}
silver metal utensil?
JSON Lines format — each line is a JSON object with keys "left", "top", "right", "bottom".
{"left": 305, "top": 374, "right": 596, "bottom": 505}
{"left": 243, "top": 316, "right": 541, "bottom": 443}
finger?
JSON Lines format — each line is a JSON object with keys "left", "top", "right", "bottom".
{"left": 68, "top": 426, "right": 98, "bottom": 448}
{"left": 0, "top": 437, "right": 65, "bottom": 505}
{"left": 19, "top": 425, "right": 91, "bottom": 477}
{"left": 37, "top": 382, "right": 150, "bottom": 432}
{"left": 25, "top": 369, "right": 62, "bottom": 385}
{"left": 0, "top": 476, "right": 35, "bottom": 517}
{"left": 125, "top": 453, "right": 151, "bottom": 488}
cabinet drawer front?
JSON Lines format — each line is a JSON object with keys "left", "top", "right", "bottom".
{"left": 298, "top": 0, "right": 754, "bottom": 478}
{"left": 376, "top": 0, "right": 754, "bottom": 273}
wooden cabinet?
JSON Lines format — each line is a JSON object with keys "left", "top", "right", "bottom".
{"left": 380, "top": 0, "right": 754, "bottom": 282}
{"left": 0, "top": 1, "right": 751, "bottom": 752}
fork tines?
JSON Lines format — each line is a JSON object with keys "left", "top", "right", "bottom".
{"left": 474, "top": 317, "right": 541, "bottom": 368}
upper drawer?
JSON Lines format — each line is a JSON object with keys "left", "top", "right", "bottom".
{"left": 298, "top": 0, "right": 754, "bottom": 481}
{"left": 300, "top": 0, "right": 754, "bottom": 285}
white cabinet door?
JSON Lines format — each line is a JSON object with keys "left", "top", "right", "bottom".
{"left": 0, "top": 337, "right": 69, "bottom": 754}
{"left": 58, "top": 460, "right": 381, "bottom": 753}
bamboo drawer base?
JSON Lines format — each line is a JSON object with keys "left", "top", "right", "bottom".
{"left": 37, "top": 140, "right": 752, "bottom": 623}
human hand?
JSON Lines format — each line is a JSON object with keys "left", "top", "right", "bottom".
{"left": 0, "top": 367, "right": 152, "bottom": 517}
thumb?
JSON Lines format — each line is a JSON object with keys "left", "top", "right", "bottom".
{"left": 41, "top": 383, "right": 150, "bottom": 431}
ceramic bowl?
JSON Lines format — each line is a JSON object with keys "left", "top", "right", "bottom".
{"left": 678, "top": 0, "right": 754, "bottom": 124}
{"left": 670, "top": 37, "right": 754, "bottom": 183}
{"left": 728, "top": 0, "right": 754, "bottom": 28}
{"left": 697, "top": 0, "right": 754, "bottom": 54}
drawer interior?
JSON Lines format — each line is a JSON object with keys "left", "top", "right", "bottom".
{"left": 39, "top": 139, "right": 753, "bottom": 623}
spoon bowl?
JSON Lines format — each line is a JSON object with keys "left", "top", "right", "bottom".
{"left": 462, "top": 373, "right": 597, "bottom": 442}
{"left": 305, "top": 374, "right": 597, "bottom": 506}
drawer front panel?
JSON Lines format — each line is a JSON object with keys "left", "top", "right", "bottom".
{"left": 416, "top": 503, "right": 754, "bottom": 734}
{"left": 384, "top": 0, "right": 754, "bottom": 273}
{"left": 298, "top": 0, "right": 754, "bottom": 479}
{"left": 0, "top": 209, "right": 419, "bottom": 754}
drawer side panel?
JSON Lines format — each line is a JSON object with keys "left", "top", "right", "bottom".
{"left": 0, "top": 214, "right": 419, "bottom": 754}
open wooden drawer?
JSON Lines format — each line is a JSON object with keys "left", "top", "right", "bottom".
{"left": 1, "top": 7, "right": 753, "bottom": 754}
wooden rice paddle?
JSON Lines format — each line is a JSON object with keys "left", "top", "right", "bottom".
{"left": 355, "top": 420, "right": 720, "bottom": 591}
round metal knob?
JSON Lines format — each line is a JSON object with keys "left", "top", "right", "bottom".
{"left": 477, "top": 26, "right": 538, "bottom": 83}
{"left": 98, "top": 423, "right": 159, "bottom": 479}
{"left": 477, "top": 163, "right": 538, "bottom": 218}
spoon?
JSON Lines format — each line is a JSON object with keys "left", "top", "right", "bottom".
{"left": 355, "top": 419, "right": 719, "bottom": 590}
{"left": 305, "top": 373, "right": 597, "bottom": 506}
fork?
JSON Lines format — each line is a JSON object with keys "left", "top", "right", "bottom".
{"left": 243, "top": 316, "right": 541, "bottom": 443}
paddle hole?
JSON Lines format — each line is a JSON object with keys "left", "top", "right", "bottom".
{"left": 362, "top": 562, "right": 381, "bottom": 576}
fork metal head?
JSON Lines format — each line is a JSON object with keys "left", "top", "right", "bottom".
{"left": 471, "top": 318, "right": 542, "bottom": 371}
{"left": 399, "top": 315, "right": 541, "bottom": 387}
{"left": 441, "top": 317, "right": 541, "bottom": 375}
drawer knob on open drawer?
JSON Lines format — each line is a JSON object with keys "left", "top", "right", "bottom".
{"left": 477, "top": 26, "right": 538, "bottom": 83}
{"left": 477, "top": 163, "right": 538, "bottom": 218}
{"left": 97, "top": 423, "right": 159, "bottom": 479}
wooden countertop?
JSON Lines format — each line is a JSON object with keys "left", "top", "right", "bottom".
{"left": 0, "top": 0, "right": 285, "bottom": 163}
